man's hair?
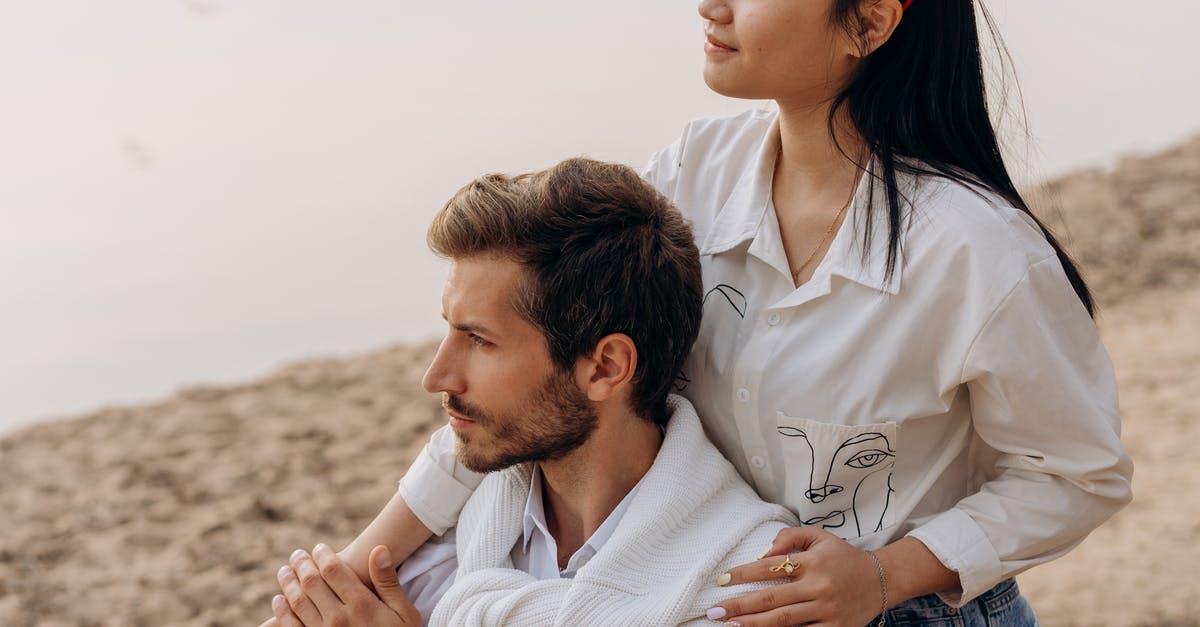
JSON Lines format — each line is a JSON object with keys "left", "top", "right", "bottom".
{"left": 428, "top": 157, "right": 702, "bottom": 425}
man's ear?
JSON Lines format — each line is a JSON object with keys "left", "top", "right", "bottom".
{"left": 575, "top": 333, "right": 637, "bottom": 403}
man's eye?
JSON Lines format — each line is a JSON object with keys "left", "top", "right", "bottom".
{"left": 469, "top": 334, "right": 492, "bottom": 347}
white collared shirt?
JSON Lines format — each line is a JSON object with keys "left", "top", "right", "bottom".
{"left": 399, "top": 108, "right": 1133, "bottom": 606}
{"left": 397, "top": 464, "right": 642, "bottom": 621}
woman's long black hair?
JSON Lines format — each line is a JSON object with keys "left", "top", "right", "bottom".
{"left": 830, "top": 0, "right": 1095, "bottom": 315}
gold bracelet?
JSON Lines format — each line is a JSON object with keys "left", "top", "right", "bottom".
{"left": 867, "top": 550, "right": 888, "bottom": 627}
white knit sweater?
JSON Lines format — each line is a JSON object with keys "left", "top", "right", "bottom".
{"left": 429, "top": 395, "right": 800, "bottom": 626}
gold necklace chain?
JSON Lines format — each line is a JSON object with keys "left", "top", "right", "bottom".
{"left": 789, "top": 187, "right": 856, "bottom": 282}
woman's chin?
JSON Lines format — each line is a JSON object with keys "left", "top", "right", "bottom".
{"left": 701, "top": 69, "right": 768, "bottom": 101}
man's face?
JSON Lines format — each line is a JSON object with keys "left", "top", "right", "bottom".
{"left": 421, "top": 254, "right": 598, "bottom": 473}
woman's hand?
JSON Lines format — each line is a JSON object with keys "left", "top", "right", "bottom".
{"left": 260, "top": 544, "right": 421, "bottom": 627}
{"left": 708, "top": 526, "right": 885, "bottom": 627}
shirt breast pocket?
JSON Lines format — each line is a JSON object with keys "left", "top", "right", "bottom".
{"left": 775, "top": 412, "right": 899, "bottom": 540}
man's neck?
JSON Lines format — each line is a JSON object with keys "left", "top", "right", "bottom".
{"left": 537, "top": 406, "right": 663, "bottom": 567}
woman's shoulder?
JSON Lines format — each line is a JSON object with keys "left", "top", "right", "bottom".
{"left": 908, "top": 173, "right": 1058, "bottom": 272}
{"left": 644, "top": 109, "right": 776, "bottom": 191}
{"left": 887, "top": 171, "right": 1071, "bottom": 316}
{"left": 677, "top": 108, "right": 778, "bottom": 150}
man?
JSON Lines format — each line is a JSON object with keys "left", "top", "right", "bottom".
{"left": 266, "top": 158, "right": 797, "bottom": 626}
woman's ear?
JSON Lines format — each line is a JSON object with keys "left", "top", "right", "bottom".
{"left": 854, "top": 0, "right": 905, "bottom": 58}
{"left": 576, "top": 333, "right": 637, "bottom": 403}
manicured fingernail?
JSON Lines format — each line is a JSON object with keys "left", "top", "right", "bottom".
{"left": 313, "top": 543, "right": 329, "bottom": 555}
{"left": 278, "top": 565, "right": 292, "bottom": 579}
{"left": 290, "top": 549, "right": 305, "bottom": 561}
{"left": 716, "top": 572, "right": 731, "bottom": 586}
{"left": 707, "top": 607, "right": 727, "bottom": 620}
{"left": 272, "top": 595, "right": 285, "bottom": 609}
{"left": 375, "top": 547, "right": 392, "bottom": 569}
{"left": 756, "top": 543, "right": 773, "bottom": 559}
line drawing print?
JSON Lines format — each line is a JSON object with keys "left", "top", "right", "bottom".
{"left": 673, "top": 371, "right": 691, "bottom": 393}
{"left": 777, "top": 426, "right": 896, "bottom": 537}
{"left": 703, "top": 284, "right": 747, "bottom": 319}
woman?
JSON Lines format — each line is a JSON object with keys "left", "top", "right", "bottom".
{"left": 638, "top": 0, "right": 1131, "bottom": 624}
{"left": 280, "top": 1, "right": 1133, "bottom": 625}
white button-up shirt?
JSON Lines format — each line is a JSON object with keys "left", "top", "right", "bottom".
{"left": 397, "top": 464, "right": 642, "bottom": 621}
{"left": 399, "top": 108, "right": 1133, "bottom": 606}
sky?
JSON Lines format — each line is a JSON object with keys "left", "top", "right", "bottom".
{"left": 1, "top": 0, "right": 1198, "bottom": 433}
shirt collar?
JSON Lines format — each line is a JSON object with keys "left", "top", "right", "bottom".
{"left": 521, "top": 465, "right": 549, "bottom": 553}
{"left": 519, "top": 464, "right": 646, "bottom": 569}
{"left": 697, "top": 115, "right": 902, "bottom": 296}
{"left": 698, "top": 118, "right": 780, "bottom": 260}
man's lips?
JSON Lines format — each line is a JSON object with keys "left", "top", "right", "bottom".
{"left": 705, "top": 33, "right": 737, "bottom": 52}
{"left": 445, "top": 408, "right": 477, "bottom": 428}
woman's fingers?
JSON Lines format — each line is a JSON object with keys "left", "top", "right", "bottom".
{"left": 722, "top": 552, "right": 805, "bottom": 585}
{"left": 277, "top": 564, "right": 323, "bottom": 626}
{"left": 707, "top": 582, "right": 813, "bottom": 624}
{"left": 721, "top": 526, "right": 837, "bottom": 584}
{"left": 271, "top": 593, "right": 306, "bottom": 627}
{"left": 311, "top": 544, "right": 370, "bottom": 606}
{"left": 726, "top": 600, "right": 823, "bottom": 627}
{"left": 289, "top": 549, "right": 344, "bottom": 617}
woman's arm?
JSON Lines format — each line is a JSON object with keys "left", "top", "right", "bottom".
{"left": 907, "top": 253, "right": 1133, "bottom": 603}
{"left": 341, "top": 424, "right": 483, "bottom": 584}
{"left": 338, "top": 491, "right": 434, "bottom": 585}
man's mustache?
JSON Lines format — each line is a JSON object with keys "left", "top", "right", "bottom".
{"left": 443, "top": 393, "right": 486, "bottom": 423}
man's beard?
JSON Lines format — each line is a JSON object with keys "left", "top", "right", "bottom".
{"left": 444, "top": 369, "right": 598, "bottom": 473}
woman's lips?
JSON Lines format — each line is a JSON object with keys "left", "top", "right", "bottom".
{"left": 705, "top": 33, "right": 737, "bottom": 53}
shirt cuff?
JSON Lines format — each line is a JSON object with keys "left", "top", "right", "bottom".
{"left": 905, "top": 508, "right": 1005, "bottom": 607}
{"left": 397, "top": 433, "right": 479, "bottom": 535}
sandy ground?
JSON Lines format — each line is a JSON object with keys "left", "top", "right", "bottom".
{"left": 2, "top": 136, "right": 1198, "bottom": 626}
{"left": 1017, "top": 287, "right": 1200, "bottom": 626}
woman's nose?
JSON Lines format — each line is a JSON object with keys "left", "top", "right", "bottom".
{"left": 698, "top": 0, "right": 732, "bottom": 25}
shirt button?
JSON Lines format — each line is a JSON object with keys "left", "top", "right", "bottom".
{"left": 767, "top": 313, "right": 781, "bottom": 326}
{"left": 751, "top": 456, "right": 766, "bottom": 468}
{"left": 947, "top": 608, "right": 958, "bottom": 615}
{"left": 737, "top": 388, "right": 750, "bottom": 402}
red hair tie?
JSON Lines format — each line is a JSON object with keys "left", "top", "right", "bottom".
{"left": 902, "top": 0, "right": 913, "bottom": 9}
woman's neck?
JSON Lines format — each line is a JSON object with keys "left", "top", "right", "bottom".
{"left": 774, "top": 99, "right": 867, "bottom": 194}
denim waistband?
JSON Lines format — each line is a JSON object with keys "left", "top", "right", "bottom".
{"left": 874, "top": 578, "right": 1038, "bottom": 627}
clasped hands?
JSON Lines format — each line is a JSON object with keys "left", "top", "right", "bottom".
{"left": 262, "top": 527, "right": 886, "bottom": 627}
{"left": 259, "top": 544, "right": 420, "bottom": 627}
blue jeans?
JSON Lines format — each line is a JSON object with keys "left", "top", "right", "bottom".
{"left": 871, "top": 579, "right": 1038, "bottom": 626}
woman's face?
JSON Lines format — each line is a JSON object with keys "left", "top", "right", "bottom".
{"left": 697, "top": 0, "right": 861, "bottom": 105}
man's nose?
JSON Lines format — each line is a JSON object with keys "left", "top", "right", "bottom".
{"left": 421, "top": 338, "right": 466, "bottom": 395}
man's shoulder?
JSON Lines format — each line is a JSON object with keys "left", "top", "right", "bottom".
{"left": 460, "top": 464, "right": 533, "bottom": 524}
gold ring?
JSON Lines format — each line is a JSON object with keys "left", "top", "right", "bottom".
{"left": 768, "top": 552, "right": 799, "bottom": 575}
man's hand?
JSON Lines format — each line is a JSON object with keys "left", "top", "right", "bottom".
{"left": 259, "top": 544, "right": 421, "bottom": 627}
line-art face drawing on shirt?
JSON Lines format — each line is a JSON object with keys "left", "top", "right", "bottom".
{"left": 672, "top": 371, "right": 691, "bottom": 393}
{"left": 703, "top": 284, "right": 747, "bottom": 318}
{"left": 777, "top": 426, "right": 896, "bottom": 537}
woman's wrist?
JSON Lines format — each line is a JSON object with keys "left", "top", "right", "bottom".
{"left": 873, "top": 536, "right": 960, "bottom": 607}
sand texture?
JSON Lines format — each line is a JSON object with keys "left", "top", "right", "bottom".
{"left": 2, "top": 135, "right": 1199, "bottom": 626}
